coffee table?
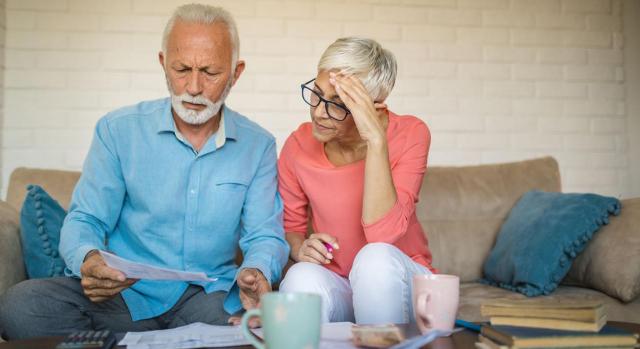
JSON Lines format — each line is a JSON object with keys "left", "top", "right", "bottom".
{"left": 1, "top": 321, "right": 638, "bottom": 349}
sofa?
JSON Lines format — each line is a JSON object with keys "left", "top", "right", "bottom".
{"left": 0, "top": 156, "right": 638, "bottom": 328}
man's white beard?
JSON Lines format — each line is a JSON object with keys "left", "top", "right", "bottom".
{"left": 168, "top": 79, "right": 233, "bottom": 125}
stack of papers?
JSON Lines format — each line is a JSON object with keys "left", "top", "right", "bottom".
{"left": 118, "top": 322, "right": 356, "bottom": 349}
{"left": 118, "top": 321, "right": 457, "bottom": 349}
{"left": 119, "top": 323, "right": 250, "bottom": 349}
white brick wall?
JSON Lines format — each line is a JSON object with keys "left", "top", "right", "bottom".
{"left": 0, "top": 0, "right": 5, "bottom": 186}
{"left": 1, "top": 0, "right": 636, "bottom": 199}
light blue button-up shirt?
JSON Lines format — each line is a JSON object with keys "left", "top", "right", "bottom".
{"left": 59, "top": 98, "right": 289, "bottom": 321}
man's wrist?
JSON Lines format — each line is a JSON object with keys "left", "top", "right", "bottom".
{"left": 83, "top": 249, "right": 99, "bottom": 262}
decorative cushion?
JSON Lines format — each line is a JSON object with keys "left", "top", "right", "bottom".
{"left": 563, "top": 198, "right": 640, "bottom": 303}
{"left": 481, "top": 190, "right": 621, "bottom": 297}
{"left": 20, "top": 185, "right": 67, "bottom": 278}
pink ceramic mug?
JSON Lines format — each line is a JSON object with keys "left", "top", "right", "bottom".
{"left": 412, "top": 274, "right": 460, "bottom": 334}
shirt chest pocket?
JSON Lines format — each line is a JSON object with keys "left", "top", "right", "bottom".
{"left": 210, "top": 180, "right": 249, "bottom": 230}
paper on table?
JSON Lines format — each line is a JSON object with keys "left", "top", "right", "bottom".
{"left": 119, "top": 322, "right": 249, "bottom": 349}
{"left": 119, "top": 322, "right": 357, "bottom": 349}
{"left": 99, "top": 251, "right": 217, "bottom": 282}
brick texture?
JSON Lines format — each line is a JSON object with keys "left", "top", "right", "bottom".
{"left": 0, "top": 0, "right": 634, "bottom": 198}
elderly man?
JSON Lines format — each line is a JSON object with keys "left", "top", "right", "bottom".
{"left": 0, "top": 4, "right": 288, "bottom": 339}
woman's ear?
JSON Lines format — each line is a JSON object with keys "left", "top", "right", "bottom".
{"left": 374, "top": 102, "right": 388, "bottom": 110}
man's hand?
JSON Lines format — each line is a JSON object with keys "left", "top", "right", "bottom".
{"left": 237, "top": 268, "right": 270, "bottom": 310}
{"left": 228, "top": 268, "right": 271, "bottom": 327}
{"left": 80, "top": 250, "right": 138, "bottom": 303}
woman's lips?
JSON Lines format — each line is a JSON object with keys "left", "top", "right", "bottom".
{"left": 314, "top": 121, "right": 334, "bottom": 131}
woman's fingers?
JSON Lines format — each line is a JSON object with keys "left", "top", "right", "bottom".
{"left": 330, "top": 72, "right": 373, "bottom": 106}
{"left": 307, "top": 238, "right": 332, "bottom": 259}
{"left": 309, "top": 233, "right": 340, "bottom": 249}
{"left": 300, "top": 239, "right": 331, "bottom": 264}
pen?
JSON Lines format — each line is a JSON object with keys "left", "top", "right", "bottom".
{"left": 455, "top": 319, "right": 481, "bottom": 333}
{"left": 323, "top": 242, "right": 334, "bottom": 253}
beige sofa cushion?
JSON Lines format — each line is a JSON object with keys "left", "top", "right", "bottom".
{"left": 564, "top": 198, "right": 640, "bottom": 303}
{"left": 6, "top": 167, "right": 81, "bottom": 212}
{"left": 0, "top": 201, "right": 24, "bottom": 295}
{"left": 417, "top": 157, "right": 561, "bottom": 282}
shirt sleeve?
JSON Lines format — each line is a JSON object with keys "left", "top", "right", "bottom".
{"left": 361, "top": 121, "right": 431, "bottom": 243}
{"left": 59, "top": 117, "right": 126, "bottom": 277}
{"left": 277, "top": 135, "right": 309, "bottom": 236}
{"left": 237, "top": 138, "right": 290, "bottom": 285}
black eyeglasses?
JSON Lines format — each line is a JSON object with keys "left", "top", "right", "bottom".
{"left": 300, "top": 78, "right": 351, "bottom": 121}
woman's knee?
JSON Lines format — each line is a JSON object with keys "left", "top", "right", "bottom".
{"left": 350, "top": 243, "right": 404, "bottom": 282}
{"left": 279, "top": 262, "right": 330, "bottom": 293}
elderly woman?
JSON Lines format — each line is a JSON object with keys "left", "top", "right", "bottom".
{"left": 278, "top": 37, "right": 436, "bottom": 324}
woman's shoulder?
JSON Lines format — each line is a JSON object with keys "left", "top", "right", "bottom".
{"left": 281, "top": 122, "right": 318, "bottom": 157}
{"left": 388, "top": 111, "right": 431, "bottom": 140}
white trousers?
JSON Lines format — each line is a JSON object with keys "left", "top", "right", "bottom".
{"left": 279, "top": 242, "right": 432, "bottom": 324}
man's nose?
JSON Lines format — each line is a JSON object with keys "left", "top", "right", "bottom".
{"left": 186, "top": 71, "right": 203, "bottom": 96}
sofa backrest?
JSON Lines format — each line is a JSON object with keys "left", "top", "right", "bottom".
{"left": 6, "top": 157, "right": 562, "bottom": 284}
{"left": 6, "top": 167, "right": 81, "bottom": 212}
{"left": 416, "top": 156, "right": 561, "bottom": 282}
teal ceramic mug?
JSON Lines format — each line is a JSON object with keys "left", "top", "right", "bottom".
{"left": 241, "top": 292, "right": 322, "bottom": 349}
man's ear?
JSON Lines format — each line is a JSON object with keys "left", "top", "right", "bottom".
{"left": 231, "top": 60, "right": 246, "bottom": 86}
{"left": 158, "top": 51, "right": 166, "bottom": 72}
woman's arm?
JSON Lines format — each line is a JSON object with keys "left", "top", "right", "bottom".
{"left": 362, "top": 138, "right": 397, "bottom": 224}
{"left": 286, "top": 232, "right": 306, "bottom": 262}
{"left": 329, "top": 72, "right": 397, "bottom": 224}
{"left": 331, "top": 72, "right": 430, "bottom": 243}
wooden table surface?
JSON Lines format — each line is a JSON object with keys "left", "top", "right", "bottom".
{"left": 1, "top": 321, "right": 638, "bottom": 349}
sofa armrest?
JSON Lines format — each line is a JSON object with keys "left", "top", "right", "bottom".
{"left": 0, "top": 200, "right": 25, "bottom": 295}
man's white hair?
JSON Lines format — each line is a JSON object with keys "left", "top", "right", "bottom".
{"left": 318, "top": 37, "right": 397, "bottom": 102}
{"left": 162, "top": 3, "right": 239, "bottom": 67}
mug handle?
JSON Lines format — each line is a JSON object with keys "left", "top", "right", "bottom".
{"left": 241, "top": 309, "right": 265, "bottom": 349}
{"left": 416, "top": 292, "right": 435, "bottom": 330}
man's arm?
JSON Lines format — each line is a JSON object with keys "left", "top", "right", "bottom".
{"left": 59, "top": 117, "right": 127, "bottom": 277}
{"left": 235, "top": 138, "right": 290, "bottom": 308}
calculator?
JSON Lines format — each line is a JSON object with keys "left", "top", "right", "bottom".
{"left": 56, "top": 330, "right": 117, "bottom": 349}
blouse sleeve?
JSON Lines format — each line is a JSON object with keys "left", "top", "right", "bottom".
{"left": 277, "top": 135, "right": 309, "bottom": 236}
{"left": 361, "top": 121, "right": 431, "bottom": 243}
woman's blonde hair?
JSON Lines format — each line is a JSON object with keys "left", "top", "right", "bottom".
{"left": 318, "top": 37, "right": 397, "bottom": 101}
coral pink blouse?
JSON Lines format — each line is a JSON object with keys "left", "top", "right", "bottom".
{"left": 278, "top": 111, "right": 435, "bottom": 277}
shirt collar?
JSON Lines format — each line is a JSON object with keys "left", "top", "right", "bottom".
{"left": 156, "top": 98, "right": 176, "bottom": 133}
{"left": 214, "top": 109, "right": 226, "bottom": 149}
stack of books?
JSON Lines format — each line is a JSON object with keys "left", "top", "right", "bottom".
{"left": 481, "top": 298, "right": 607, "bottom": 332}
{"left": 477, "top": 324, "right": 639, "bottom": 349}
{"left": 476, "top": 298, "right": 639, "bottom": 348}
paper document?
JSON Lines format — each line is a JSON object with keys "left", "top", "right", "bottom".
{"left": 100, "top": 251, "right": 217, "bottom": 282}
{"left": 119, "top": 322, "right": 250, "bottom": 349}
{"left": 119, "top": 322, "right": 356, "bottom": 349}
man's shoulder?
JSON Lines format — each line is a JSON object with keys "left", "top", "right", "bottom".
{"left": 101, "top": 98, "right": 169, "bottom": 125}
{"left": 226, "top": 107, "right": 275, "bottom": 143}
